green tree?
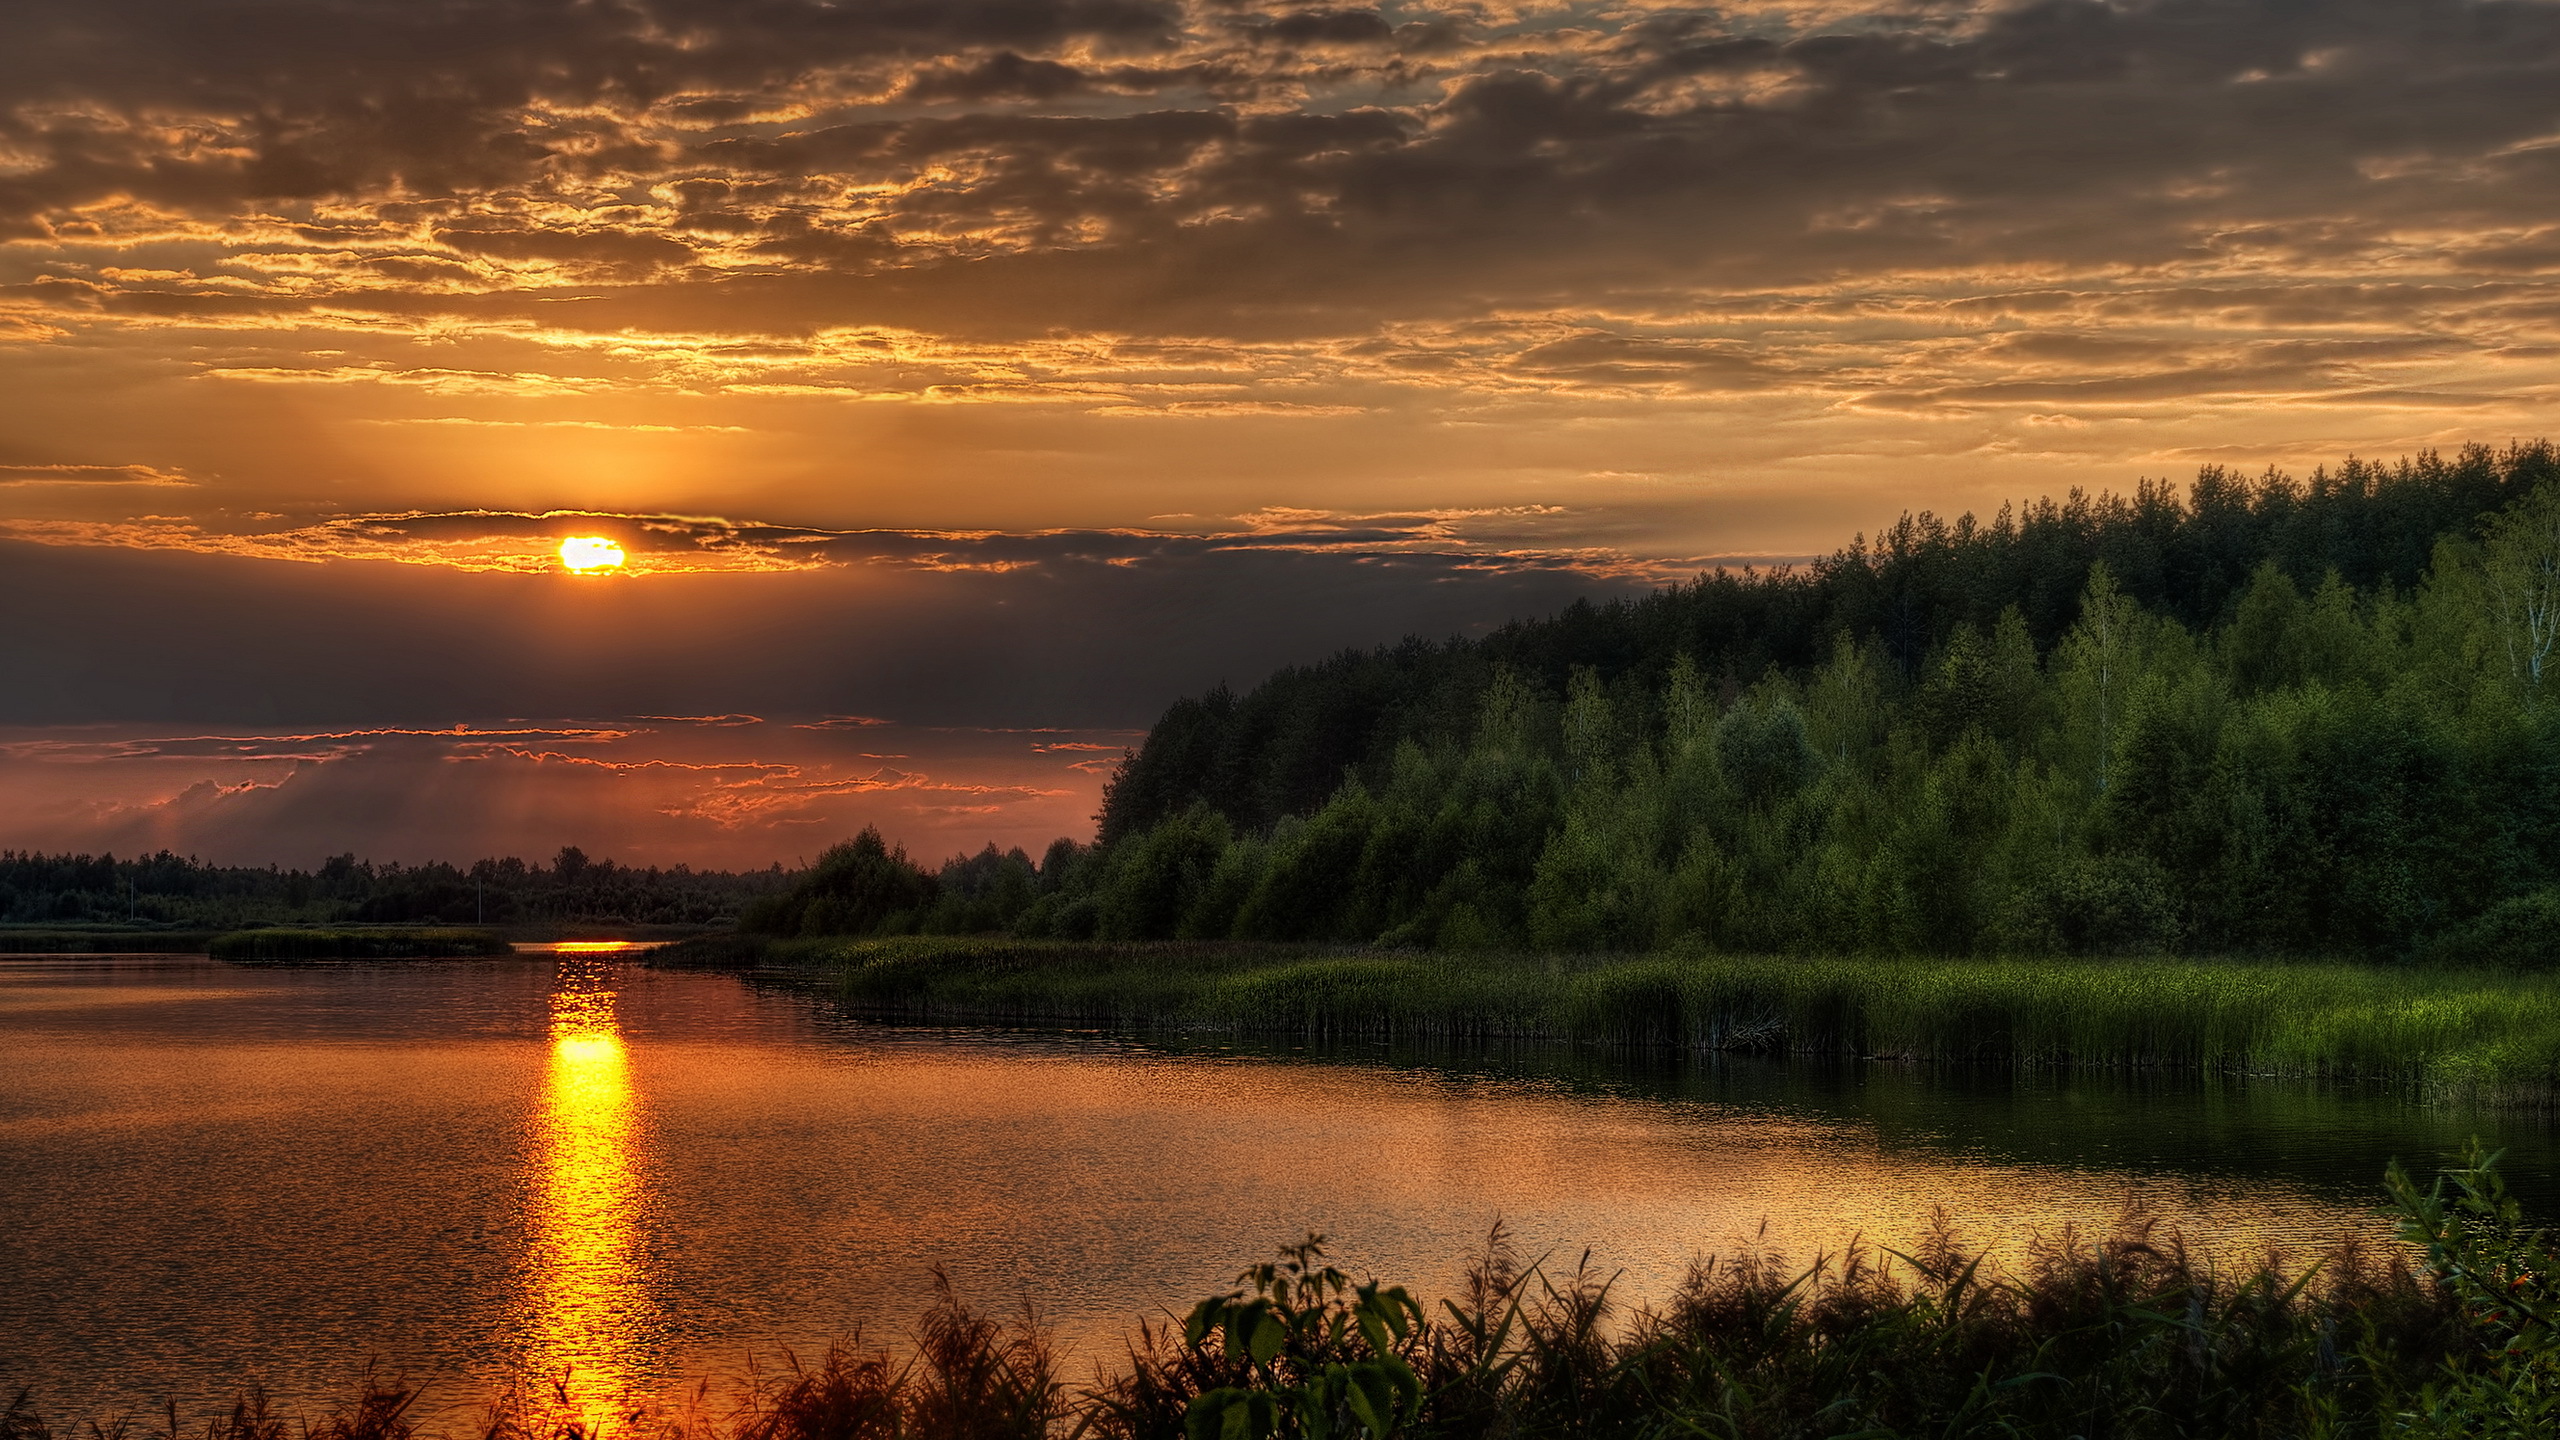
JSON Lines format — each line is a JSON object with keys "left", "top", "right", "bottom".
{"left": 1713, "top": 694, "right": 1814, "bottom": 811}
{"left": 1560, "top": 666, "right": 1616, "bottom": 790}
{"left": 2484, "top": 481, "right": 2560, "bottom": 707}
{"left": 2055, "top": 562, "right": 2146, "bottom": 796}
{"left": 1097, "top": 804, "right": 1233, "bottom": 940}
{"left": 1661, "top": 652, "right": 1713, "bottom": 755}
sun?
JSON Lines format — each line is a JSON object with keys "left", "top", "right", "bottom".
{"left": 558, "top": 536, "right": 627, "bottom": 573}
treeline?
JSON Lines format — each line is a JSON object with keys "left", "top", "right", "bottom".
{"left": 0, "top": 847, "right": 793, "bottom": 930}
{"left": 752, "top": 443, "right": 2560, "bottom": 959}
{"left": 742, "top": 832, "right": 1080, "bottom": 939}
{"left": 1101, "top": 443, "right": 2555, "bottom": 840}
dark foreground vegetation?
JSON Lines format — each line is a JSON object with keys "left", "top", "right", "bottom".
{"left": 205, "top": 929, "right": 512, "bottom": 962}
{"left": 0, "top": 847, "right": 794, "bottom": 934}
{"left": 662, "top": 937, "right": 2560, "bottom": 1100}
{"left": 9, "top": 1151, "right": 2558, "bottom": 1439}
{"left": 745, "top": 443, "right": 2560, "bottom": 963}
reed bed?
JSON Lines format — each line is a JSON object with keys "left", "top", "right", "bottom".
{"left": 658, "top": 936, "right": 2560, "bottom": 1101}
{"left": 0, "top": 930, "right": 223, "bottom": 954}
{"left": 9, "top": 1151, "right": 2556, "bottom": 1440}
{"left": 207, "top": 929, "right": 513, "bottom": 962}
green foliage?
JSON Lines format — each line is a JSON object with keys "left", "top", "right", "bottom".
{"left": 744, "top": 828, "right": 942, "bottom": 938}
{"left": 748, "top": 446, "right": 2560, "bottom": 960}
{"left": 2386, "top": 1144, "right": 2560, "bottom": 1436}
{"left": 1524, "top": 809, "right": 1660, "bottom": 953}
{"left": 1099, "top": 806, "right": 1235, "bottom": 942}
{"left": 1234, "top": 797, "right": 1379, "bottom": 944}
{"left": 1101, "top": 445, "right": 2557, "bottom": 847}
{"left": 2483, "top": 479, "right": 2560, "bottom": 703}
{"left": 1712, "top": 693, "right": 1814, "bottom": 811}
{"left": 701, "top": 936, "right": 2560, "bottom": 1100}
{"left": 1176, "top": 1237, "right": 1425, "bottom": 1440}
{"left": 1055, "top": 450, "right": 2560, "bottom": 960}
{"left": 2425, "top": 889, "right": 2560, "bottom": 970}
{"left": 927, "top": 845, "right": 1041, "bottom": 935}
{"left": 1995, "top": 853, "right": 2181, "bottom": 955}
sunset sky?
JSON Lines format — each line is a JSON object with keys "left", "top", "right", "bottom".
{"left": 8, "top": 0, "right": 2560, "bottom": 868}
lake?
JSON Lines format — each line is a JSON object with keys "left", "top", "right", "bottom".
{"left": 2, "top": 951, "right": 2551, "bottom": 1427}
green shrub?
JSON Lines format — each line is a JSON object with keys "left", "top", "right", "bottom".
{"left": 2424, "top": 888, "right": 2560, "bottom": 969}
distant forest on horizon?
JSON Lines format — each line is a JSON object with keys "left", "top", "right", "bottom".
{"left": 23, "top": 440, "right": 2560, "bottom": 961}
{"left": 0, "top": 847, "right": 794, "bottom": 931}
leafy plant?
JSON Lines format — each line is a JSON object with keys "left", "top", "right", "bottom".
{"left": 1176, "top": 1237, "right": 1425, "bottom": 1440}
{"left": 2385, "top": 1143, "right": 2560, "bottom": 1436}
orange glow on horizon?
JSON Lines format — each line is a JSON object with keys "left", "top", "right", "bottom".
{"left": 558, "top": 536, "right": 626, "bottom": 573}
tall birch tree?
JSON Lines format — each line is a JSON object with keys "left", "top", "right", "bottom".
{"left": 2484, "top": 483, "right": 2560, "bottom": 708}
{"left": 2058, "top": 562, "right": 2143, "bottom": 794}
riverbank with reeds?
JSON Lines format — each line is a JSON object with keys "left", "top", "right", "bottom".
{"left": 6, "top": 1151, "right": 2552, "bottom": 1440}
{"left": 207, "top": 928, "right": 512, "bottom": 962}
{"left": 658, "top": 935, "right": 2560, "bottom": 1101}
{"left": 0, "top": 929, "right": 224, "bottom": 954}
{"left": 0, "top": 927, "right": 516, "bottom": 959}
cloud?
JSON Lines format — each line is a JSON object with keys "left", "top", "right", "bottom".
{"left": 0, "top": 502, "right": 1740, "bottom": 581}
{"left": 0, "top": 724, "right": 631, "bottom": 763}
{"left": 0, "top": 715, "right": 1136, "bottom": 867}
{"left": 16, "top": 0, "right": 2560, "bottom": 872}
{"left": 0, "top": 529, "right": 1648, "bottom": 730}
{"left": 6, "top": 0, "right": 2560, "bottom": 370}
{"left": 0, "top": 463, "right": 193, "bottom": 487}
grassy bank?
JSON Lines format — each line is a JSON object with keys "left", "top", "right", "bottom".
{"left": 207, "top": 928, "right": 514, "bottom": 962}
{"left": 660, "top": 935, "right": 2560, "bottom": 1099}
{"left": 7, "top": 1152, "right": 2556, "bottom": 1440}
{"left": 492, "top": 921, "right": 723, "bottom": 944}
{"left": 0, "top": 929, "right": 223, "bottom": 954}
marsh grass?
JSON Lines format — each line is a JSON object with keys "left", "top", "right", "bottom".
{"left": 2, "top": 1375, "right": 428, "bottom": 1440}
{"left": 662, "top": 936, "right": 2560, "bottom": 1100}
{"left": 207, "top": 930, "right": 513, "bottom": 962}
{"left": 15, "top": 1150, "right": 2560, "bottom": 1439}
{"left": 0, "top": 931, "right": 222, "bottom": 955}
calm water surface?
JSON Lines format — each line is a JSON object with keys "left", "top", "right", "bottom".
{"left": 3, "top": 953, "right": 2554, "bottom": 1423}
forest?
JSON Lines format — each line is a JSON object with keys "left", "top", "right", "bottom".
{"left": 0, "top": 846, "right": 792, "bottom": 931}
{"left": 747, "top": 442, "right": 2560, "bottom": 961}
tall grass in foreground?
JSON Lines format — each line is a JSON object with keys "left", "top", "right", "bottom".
{"left": 659, "top": 936, "right": 2560, "bottom": 1101}
{"left": 10, "top": 1151, "right": 2560, "bottom": 1439}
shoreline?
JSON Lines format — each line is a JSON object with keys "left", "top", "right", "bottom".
{"left": 661, "top": 936, "right": 2560, "bottom": 1104}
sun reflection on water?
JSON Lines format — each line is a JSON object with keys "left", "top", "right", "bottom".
{"left": 520, "top": 958, "right": 662, "bottom": 1401}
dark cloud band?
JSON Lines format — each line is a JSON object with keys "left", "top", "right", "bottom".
{"left": 0, "top": 503, "right": 1753, "bottom": 581}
